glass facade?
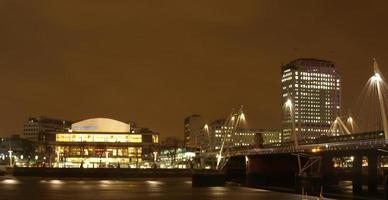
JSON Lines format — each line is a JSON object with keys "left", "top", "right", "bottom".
{"left": 56, "top": 133, "right": 142, "bottom": 143}
{"left": 51, "top": 118, "right": 159, "bottom": 168}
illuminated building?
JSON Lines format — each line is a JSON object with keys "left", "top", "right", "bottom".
{"left": 257, "top": 129, "right": 282, "bottom": 146}
{"left": 51, "top": 118, "right": 159, "bottom": 168}
{"left": 281, "top": 58, "right": 341, "bottom": 143}
{"left": 22, "top": 116, "right": 72, "bottom": 142}
{"left": 209, "top": 119, "right": 229, "bottom": 150}
{"left": 184, "top": 115, "right": 205, "bottom": 147}
{"left": 208, "top": 119, "right": 257, "bottom": 150}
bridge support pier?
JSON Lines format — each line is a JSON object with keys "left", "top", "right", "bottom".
{"left": 367, "top": 151, "right": 378, "bottom": 193}
{"left": 352, "top": 154, "right": 363, "bottom": 194}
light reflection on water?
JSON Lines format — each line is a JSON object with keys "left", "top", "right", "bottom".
{"left": 0, "top": 177, "right": 323, "bottom": 200}
{"left": 2, "top": 179, "right": 19, "bottom": 185}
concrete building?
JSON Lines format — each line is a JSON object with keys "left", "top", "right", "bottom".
{"left": 281, "top": 58, "right": 341, "bottom": 144}
{"left": 22, "top": 116, "right": 72, "bottom": 143}
{"left": 184, "top": 114, "right": 206, "bottom": 147}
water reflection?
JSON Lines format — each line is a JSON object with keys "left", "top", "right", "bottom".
{"left": 2, "top": 179, "right": 19, "bottom": 185}
{"left": 0, "top": 177, "right": 323, "bottom": 200}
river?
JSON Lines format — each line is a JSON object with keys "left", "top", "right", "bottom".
{"left": 0, "top": 177, "right": 323, "bottom": 200}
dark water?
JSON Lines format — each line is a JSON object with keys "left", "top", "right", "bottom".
{"left": 0, "top": 177, "right": 321, "bottom": 200}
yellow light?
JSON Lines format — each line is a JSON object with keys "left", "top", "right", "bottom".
{"left": 312, "top": 148, "right": 320, "bottom": 153}
{"left": 204, "top": 124, "right": 209, "bottom": 129}
{"left": 240, "top": 113, "right": 246, "bottom": 121}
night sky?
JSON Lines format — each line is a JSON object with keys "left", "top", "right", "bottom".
{"left": 1, "top": 1, "right": 388, "bottom": 139}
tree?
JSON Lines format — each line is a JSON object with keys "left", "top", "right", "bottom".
{"left": 161, "top": 137, "right": 182, "bottom": 166}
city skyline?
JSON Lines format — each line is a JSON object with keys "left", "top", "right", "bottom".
{"left": 1, "top": 1, "right": 388, "bottom": 139}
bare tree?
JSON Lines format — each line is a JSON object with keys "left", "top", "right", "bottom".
{"left": 161, "top": 137, "right": 182, "bottom": 166}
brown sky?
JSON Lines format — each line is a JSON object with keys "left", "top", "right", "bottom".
{"left": 1, "top": 0, "right": 388, "bottom": 139}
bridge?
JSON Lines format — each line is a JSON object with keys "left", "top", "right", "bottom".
{"left": 203, "top": 59, "right": 388, "bottom": 196}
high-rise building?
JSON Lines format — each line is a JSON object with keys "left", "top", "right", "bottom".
{"left": 22, "top": 116, "right": 72, "bottom": 142}
{"left": 184, "top": 115, "right": 206, "bottom": 147}
{"left": 281, "top": 58, "right": 341, "bottom": 144}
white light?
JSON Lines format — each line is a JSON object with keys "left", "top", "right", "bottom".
{"left": 50, "top": 180, "right": 64, "bottom": 185}
{"left": 2, "top": 179, "right": 19, "bottom": 185}
{"left": 285, "top": 99, "right": 292, "bottom": 108}
{"left": 371, "top": 73, "right": 382, "bottom": 82}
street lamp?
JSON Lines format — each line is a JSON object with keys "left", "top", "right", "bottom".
{"left": 8, "top": 150, "right": 13, "bottom": 167}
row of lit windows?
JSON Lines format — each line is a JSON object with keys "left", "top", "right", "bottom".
{"left": 56, "top": 133, "right": 142, "bottom": 143}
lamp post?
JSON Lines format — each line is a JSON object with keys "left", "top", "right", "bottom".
{"left": 8, "top": 150, "right": 13, "bottom": 167}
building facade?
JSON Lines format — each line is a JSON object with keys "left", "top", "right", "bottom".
{"left": 207, "top": 119, "right": 258, "bottom": 150}
{"left": 184, "top": 114, "right": 206, "bottom": 147}
{"left": 22, "top": 116, "right": 72, "bottom": 142}
{"left": 51, "top": 118, "right": 159, "bottom": 168}
{"left": 281, "top": 58, "right": 341, "bottom": 144}
{"left": 257, "top": 129, "right": 282, "bottom": 146}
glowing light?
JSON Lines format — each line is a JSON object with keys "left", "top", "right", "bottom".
{"left": 371, "top": 73, "right": 382, "bottom": 83}
{"left": 146, "top": 180, "right": 162, "bottom": 185}
{"left": 240, "top": 113, "right": 246, "bottom": 121}
{"left": 2, "top": 179, "right": 19, "bottom": 185}
{"left": 100, "top": 180, "right": 112, "bottom": 184}
{"left": 231, "top": 116, "right": 235, "bottom": 121}
{"left": 50, "top": 180, "right": 64, "bottom": 185}
{"left": 285, "top": 99, "right": 292, "bottom": 108}
{"left": 204, "top": 124, "right": 209, "bottom": 129}
{"left": 311, "top": 148, "right": 320, "bottom": 153}
{"left": 347, "top": 117, "right": 353, "bottom": 123}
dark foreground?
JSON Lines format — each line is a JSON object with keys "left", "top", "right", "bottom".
{"left": 0, "top": 177, "right": 324, "bottom": 200}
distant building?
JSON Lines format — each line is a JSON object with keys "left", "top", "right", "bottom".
{"left": 51, "top": 118, "right": 159, "bottom": 168}
{"left": 184, "top": 115, "right": 206, "bottom": 147}
{"left": 209, "top": 119, "right": 229, "bottom": 151}
{"left": 257, "top": 129, "right": 282, "bottom": 146}
{"left": 207, "top": 119, "right": 257, "bottom": 150}
{"left": 232, "top": 129, "right": 258, "bottom": 147}
{"left": 281, "top": 58, "right": 341, "bottom": 143}
{"left": 22, "top": 116, "right": 72, "bottom": 143}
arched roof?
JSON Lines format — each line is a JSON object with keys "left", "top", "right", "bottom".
{"left": 71, "top": 118, "right": 130, "bottom": 133}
